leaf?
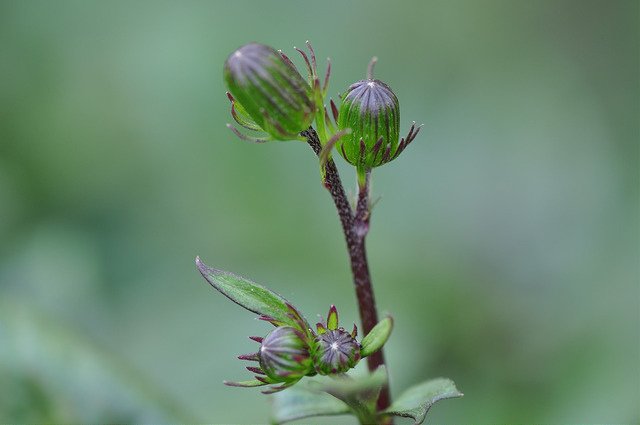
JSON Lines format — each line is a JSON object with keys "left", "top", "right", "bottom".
{"left": 316, "top": 366, "right": 388, "bottom": 424}
{"left": 360, "top": 316, "right": 393, "bottom": 357}
{"left": 382, "top": 378, "right": 463, "bottom": 425}
{"left": 271, "top": 369, "right": 388, "bottom": 425}
{"left": 195, "top": 257, "right": 306, "bottom": 329}
{"left": 316, "top": 366, "right": 387, "bottom": 402}
{"left": 270, "top": 384, "right": 350, "bottom": 424}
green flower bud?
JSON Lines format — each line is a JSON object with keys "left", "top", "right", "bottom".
{"left": 336, "top": 58, "right": 421, "bottom": 180}
{"left": 224, "top": 43, "right": 316, "bottom": 141}
{"left": 258, "top": 326, "right": 313, "bottom": 382}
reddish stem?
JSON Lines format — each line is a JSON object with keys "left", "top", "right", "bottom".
{"left": 302, "top": 128, "right": 391, "bottom": 417}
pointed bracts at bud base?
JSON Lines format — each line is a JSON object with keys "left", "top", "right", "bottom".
{"left": 224, "top": 43, "right": 316, "bottom": 142}
{"left": 226, "top": 311, "right": 316, "bottom": 394}
{"left": 336, "top": 58, "right": 422, "bottom": 182}
{"left": 197, "top": 256, "right": 392, "bottom": 393}
{"left": 312, "top": 305, "right": 361, "bottom": 375}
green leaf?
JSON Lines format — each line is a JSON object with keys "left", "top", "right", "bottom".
{"left": 196, "top": 256, "right": 307, "bottom": 328}
{"left": 316, "top": 366, "right": 387, "bottom": 401}
{"left": 360, "top": 316, "right": 393, "bottom": 357}
{"left": 270, "top": 383, "right": 350, "bottom": 424}
{"left": 272, "top": 368, "right": 389, "bottom": 425}
{"left": 382, "top": 378, "right": 463, "bottom": 425}
{"left": 316, "top": 366, "right": 388, "bottom": 424}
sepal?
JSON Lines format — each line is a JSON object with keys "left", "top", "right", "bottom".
{"left": 360, "top": 316, "right": 393, "bottom": 358}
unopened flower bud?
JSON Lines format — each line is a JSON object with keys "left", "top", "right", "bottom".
{"left": 259, "top": 326, "right": 313, "bottom": 382}
{"left": 312, "top": 305, "right": 361, "bottom": 375}
{"left": 336, "top": 58, "right": 421, "bottom": 179}
{"left": 224, "top": 43, "right": 316, "bottom": 141}
{"left": 312, "top": 328, "right": 361, "bottom": 375}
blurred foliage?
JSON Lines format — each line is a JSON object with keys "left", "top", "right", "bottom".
{"left": 0, "top": 0, "right": 638, "bottom": 423}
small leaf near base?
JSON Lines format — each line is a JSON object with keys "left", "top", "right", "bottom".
{"left": 360, "top": 316, "right": 393, "bottom": 357}
{"left": 382, "top": 377, "right": 462, "bottom": 425}
{"left": 271, "top": 383, "right": 350, "bottom": 424}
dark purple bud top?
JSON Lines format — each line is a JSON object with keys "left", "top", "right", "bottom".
{"left": 258, "top": 326, "right": 313, "bottom": 382}
{"left": 312, "top": 328, "right": 361, "bottom": 375}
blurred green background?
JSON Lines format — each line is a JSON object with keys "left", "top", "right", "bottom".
{"left": 1, "top": 0, "right": 638, "bottom": 423}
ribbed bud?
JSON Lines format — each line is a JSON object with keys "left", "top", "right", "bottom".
{"left": 258, "top": 326, "right": 313, "bottom": 382}
{"left": 312, "top": 329, "right": 361, "bottom": 375}
{"left": 334, "top": 59, "right": 421, "bottom": 180}
{"left": 337, "top": 78, "right": 400, "bottom": 170}
{"left": 224, "top": 43, "right": 316, "bottom": 140}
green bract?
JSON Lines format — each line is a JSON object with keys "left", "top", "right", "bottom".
{"left": 224, "top": 43, "right": 316, "bottom": 141}
{"left": 360, "top": 316, "right": 393, "bottom": 358}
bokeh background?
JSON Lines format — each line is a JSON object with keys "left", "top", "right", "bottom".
{"left": 1, "top": 0, "right": 638, "bottom": 423}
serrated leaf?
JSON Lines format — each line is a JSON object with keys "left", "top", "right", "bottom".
{"left": 195, "top": 257, "right": 306, "bottom": 329}
{"left": 360, "top": 316, "right": 393, "bottom": 357}
{"left": 270, "top": 384, "right": 350, "bottom": 424}
{"left": 382, "top": 378, "right": 463, "bottom": 425}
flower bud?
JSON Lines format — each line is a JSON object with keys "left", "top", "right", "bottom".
{"left": 312, "top": 305, "right": 361, "bottom": 375}
{"left": 336, "top": 58, "right": 420, "bottom": 178}
{"left": 312, "top": 328, "right": 361, "bottom": 375}
{"left": 224, "top": 43, "right": 316, "bottom": 141}
{"left": 258, "top": 326, "right": 313, "bottom": 382}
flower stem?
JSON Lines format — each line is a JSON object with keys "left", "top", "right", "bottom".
{"left": 302, "top": 128, "right": 392, "bottom": 418}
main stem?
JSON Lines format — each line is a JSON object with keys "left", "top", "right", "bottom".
{"left": 302, "top": 128, "right": 391, "bottom": 416}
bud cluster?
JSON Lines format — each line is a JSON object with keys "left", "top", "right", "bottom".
{"left": 225, "top": 304, "right": 377, "bottom": 394}
{"left": 223, "top": 42, "right": 421, "bottom": 179}
{"left": 215, "top": 41, "right": 413, "bottom": 395}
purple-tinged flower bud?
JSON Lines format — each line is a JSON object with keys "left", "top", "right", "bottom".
{"left": 312, "top": 328, "right": 361, "bottom": 375}
{"left": 337, "top": 58, "right": 421, "bottom": 179}
{"left": 224, "top": 43, "right": 316, "bottom": 141}
{"left": 258, "top": 326, "right": 314, "bottom": 382}
{"left": 312, "top": 305, "right": 361, "bottom": 375}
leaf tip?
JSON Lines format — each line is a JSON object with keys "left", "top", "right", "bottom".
{"left": 195, "top": 255, "right": 208, "bottom": 275}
